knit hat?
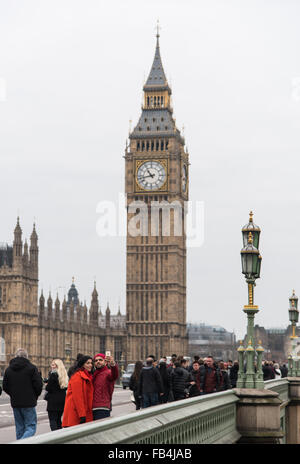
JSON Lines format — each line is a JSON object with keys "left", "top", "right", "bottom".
{"left": 94, "top": 353, "right": 105, "bottom": 360}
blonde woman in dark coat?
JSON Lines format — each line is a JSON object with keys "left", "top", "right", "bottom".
{"left": 45, "top": 359, "right": 68, "bottom": 430}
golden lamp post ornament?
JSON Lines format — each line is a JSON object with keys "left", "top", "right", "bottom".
{"left": 288, "top": 290, "right": 300, "bottom": 377}
{"left": 237, "top": 211, "right": 264, "bottom": 389}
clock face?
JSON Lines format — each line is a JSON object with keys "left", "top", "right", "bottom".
{"left": 182, "top": 164, "right": 187, "bottom": 192}
{"left": 136, "top": 160, "right": 166, "bottom": 191}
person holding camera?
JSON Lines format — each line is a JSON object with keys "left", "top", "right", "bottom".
{"left": 92, "top": 353, "right": 119, "bottom": 420}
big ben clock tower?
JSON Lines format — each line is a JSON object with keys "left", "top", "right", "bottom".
{"left": 125, "top": 31, "right": 189, "bottom": 362}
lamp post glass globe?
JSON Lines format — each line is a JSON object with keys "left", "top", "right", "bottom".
{"left": 241, "top": 233, "right": 260, "bottom": 279}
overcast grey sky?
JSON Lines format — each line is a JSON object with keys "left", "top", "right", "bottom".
{"left": 1, "top": 0, "right": 300, "bottom": 340}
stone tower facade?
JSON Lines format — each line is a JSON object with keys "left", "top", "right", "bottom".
{"left": 0, "top": 218, "right": 39, "bottom": 370}
{"left": 125, "top": 32, "right": 189, "bottom": 362}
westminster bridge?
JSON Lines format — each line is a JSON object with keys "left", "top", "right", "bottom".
{"left": 10, "top": 377, "right": 300, "bottom": 445}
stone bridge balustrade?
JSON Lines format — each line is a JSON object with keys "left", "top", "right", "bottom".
{"left": 11, "top": 378, "right": 300, "bottom": 445}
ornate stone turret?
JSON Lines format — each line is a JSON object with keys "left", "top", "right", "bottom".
{"left": 67, "top": 277, "right": 79, "bottom": 309}
{"left": 39, "top": 290, "right": 45, "bottom": 319}
{"left": 69, "top": 301, "right": 75, "bottom": 321}
{"left": 13, "top": 217, "right": 23, "bottom": 267}
{"left": 82, "top": 301, "right": 87, "bottom": 323}
{"left": 29, "top": 223, "right": 38, "bottom": 276}
{"left": 47, "top": 292, "right": 53, "bottom": 319}
{"left": 55, "top": 294, "right": 60, "bottom": 321}
{"left": 62, "top": 296, "right": 67, "bottom": 321}
{"left": 106, "top": 302, "right": 111, "bottom": 329}
{"left": 23, "top": 239, "right": 29, "bottom": 266}
{"left": 89, "top": 282, "right": 99, "bottom": 325}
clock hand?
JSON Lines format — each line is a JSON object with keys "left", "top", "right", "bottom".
{"left": 147, "top": 169, "right": 154, "bottom": 178}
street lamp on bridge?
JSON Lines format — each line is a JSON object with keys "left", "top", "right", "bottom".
{"left": 65, "top": 343, "right": 72, "bottom": 369}
{"left": 288, "top": 290, "right": 299, "bottom": 377}
{"left": 237, "top": 211, "right": 264, "bottom": 389}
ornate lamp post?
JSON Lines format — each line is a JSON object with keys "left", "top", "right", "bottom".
{"left": 288, "top": 290, "right": 299, "bottom": 377}
{"left": 65, "top": 343, "right": 72, "bottom": 368}
{"left": 237, "top": 211, "right": 264, "bottom": 389}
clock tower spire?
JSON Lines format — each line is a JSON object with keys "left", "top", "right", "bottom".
{"left": 125, "top": 31, "right": 189, "bottom": 362}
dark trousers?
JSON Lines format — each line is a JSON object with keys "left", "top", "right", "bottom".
{"left": 159, "top": 390, "right": 169, "bottom": 404}
{"left": 93, "top": 409, "right": 111, "bottom": 421}
{"left": 134, "top": 391, "right": 141, "bottom": 410}
{"left": 48, "top": 410, "right": 63, "bottom": 431}
{"left": 142, "top": 392, "right": 159, "bottom": 408}
{"left": 174, "top": 392, "right": 185, "bottom": 401}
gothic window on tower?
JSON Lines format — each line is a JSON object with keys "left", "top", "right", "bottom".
{"left": 114, "top": 337, "right": 122, "bottom": 363}
{"left": 100, "top": 337, "right": 105, "bottom": 354}
{"left": 0, "top": 286, "right": 2, "bottom": 305}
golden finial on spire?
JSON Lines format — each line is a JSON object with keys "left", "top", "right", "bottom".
{"left": 249, "top": 211, "right": 253, "bottom": 222}
{"left": 248, "top": 231, "right": 253, "bottom": 244}
{"left": 72, "top": 276, "right": 75, "bottom": 284}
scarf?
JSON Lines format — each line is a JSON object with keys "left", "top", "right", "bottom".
{"left": 83, "top": 368, "right": 93, "bottom": 381}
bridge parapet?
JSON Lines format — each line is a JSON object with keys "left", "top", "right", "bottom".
{"left": 12, "top": 378, "right": 300, "bottom": 444}
{"left": 13, "top": 390, "right": 240, "bottom": 445}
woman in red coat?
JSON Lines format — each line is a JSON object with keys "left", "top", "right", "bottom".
{"left": 62, "top": 355, "right": 94, "bottom": 427}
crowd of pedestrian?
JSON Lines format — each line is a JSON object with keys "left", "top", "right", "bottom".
{"left": 262, "top": 360, "right": 288, "bottom": 380}
{"left": 128, "top": 355, "right": 240, "bottom": 410}
{"left": 128, "top": 354, "right": 290, "bottom": 410}
{"left": 1, "top": 347, "right": 290, "bottom": 440}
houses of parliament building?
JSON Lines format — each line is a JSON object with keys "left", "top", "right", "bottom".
{"left": 0, "top": 219, "right": 127, "bottom": 376}
{"left": 0, "top": 32, "right": 189, "bottom": 375}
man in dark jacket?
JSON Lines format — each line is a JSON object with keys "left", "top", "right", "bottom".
{"left": 138, "top": 357, "right": 164, "bottom": 408}
{"left": 170, "top": 361, "right": 193, "bottom": 400}
{"left": 3, "top": 348, "right": 43, "bottom": 440}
